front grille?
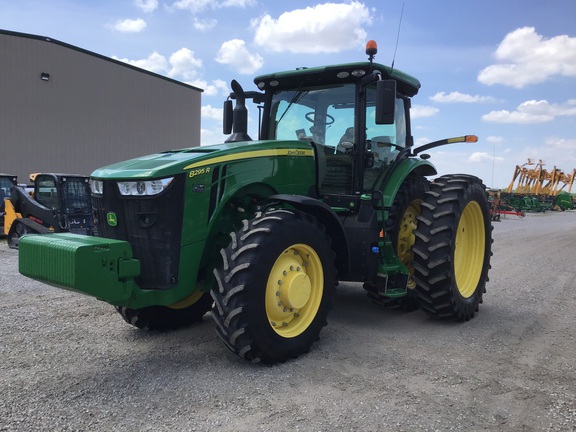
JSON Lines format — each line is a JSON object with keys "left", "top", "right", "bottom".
{"left": 92, "top": 175, "right": 185, "bottom": 290}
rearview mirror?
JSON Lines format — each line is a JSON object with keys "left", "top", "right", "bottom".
{"left": 376, "top": 80, "right": 396, "bottom": 125}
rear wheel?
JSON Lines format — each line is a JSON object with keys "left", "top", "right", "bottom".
{"left": 366, "top": 175, "right": 429, "bottom": 309}
{"left": 115, "top": 291, "right": 212, "bottom": 331}
{"left": 412, "top": 174, "right": 492, "bottom": 320}
{"left": 211, "top": 209, "right": 336, "bottom": 364}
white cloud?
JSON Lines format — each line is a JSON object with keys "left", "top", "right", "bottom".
{"left": 113, "top": 51, "right": 168, "bottom": 74}
{"left": 478, "top": 27, "right": 576, "bottom": 88}
{"left": 216, "top": 39, "right": 263, "bottom": 74}
{"left": 113, "top": 18, "right": 147, "bottom": 33}
{"left": 202, "top": 105, "right": 223, "bottom": 121}
{"left": 483, "top": 99, "right": 576, "bottom": 124}
{"left": 171, "top": 0, "right": 254, "bottom": 12}
{"left": 544, "top": 137, "right": 576, "bottom": 152}
{"left": 168, "top": 48, "right": 202, "bottom": 80}
{"left": 252, "top": 2, "right": 371, "bottom": 54}
{"left": 468, "top": 152, "right": 504, "bottom": 163}
{"left": 411, "top": 105, "right": 439, "bottom": 119}
{"left": 219, "top": 0, "right": 255, "bottom": 7}
{"left": 212, "top": 79, "right": 229, "bottom": 94}
{"left": 201, "top": 128, "right": 228, "bottom": 146}
{"left": 430, "top": 91, "right": 497, "bottom": 103}
{"left": 486, "top": 136, "right": 504, "bottom": 143}
{"left": 193, "top": 17, "right": 217, "bottom": 31}
{"left": 172, "top": 0, "right": 212, "bottom": 13}
{"left": 514, "top": 138, "right": 576, "bottom": 171}
{"left": 134, "top": 0, "right": 158, "bottom": 13}
{"left": 113, "top": 48, "right": 204, "bottom": 81}
{"left": 191, "top": 79, "right": 229, "bottom": 96}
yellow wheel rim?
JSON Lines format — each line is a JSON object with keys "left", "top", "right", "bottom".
{"left": 454, "top": 201, "right": 485, "bottom": 298}
{"left": 265, "top": 244, "right": 324, "bottom": 338}
{"left": 167, "top": 289, "right": 204, "bottom": 309}
{"left": 397, "top": 200, "right": 421, "bottom": 289}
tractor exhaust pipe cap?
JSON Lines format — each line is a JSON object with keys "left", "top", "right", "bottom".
{"left": 225, "top": 80, "right": 252, "bottom": 143}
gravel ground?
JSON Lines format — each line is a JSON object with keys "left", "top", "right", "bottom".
{"left": 1, "top": 211, "right": 575, "bottom": 431}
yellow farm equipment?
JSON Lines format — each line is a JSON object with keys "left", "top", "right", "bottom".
{"left": 504, "top": 159, "right": 575, "bottom": 212}
{"left": 507, "top": 159, "right": 575, "bottom": 196}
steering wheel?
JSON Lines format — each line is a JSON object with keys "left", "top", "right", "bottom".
{"left": 305, "top": 112, "right": 335, "bottom": 126}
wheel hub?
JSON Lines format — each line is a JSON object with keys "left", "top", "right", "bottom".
{"left": 280, "top": 272, "right": 311, "bottom": 309}
{"left": 265, "top": 244, "right": 323, "bottom": 338}
{"left": 455, "top": 201, "right": 485, "bottom": 298}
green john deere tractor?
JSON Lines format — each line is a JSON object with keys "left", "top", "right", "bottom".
{"left": 19, "top": 41, "right": 492, "bottom": 364}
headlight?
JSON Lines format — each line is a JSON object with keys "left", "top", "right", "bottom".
{"left": 117, "top": 177, "right": 174, "bottom": 196}
{"left": 90, "top": 179, "right": 104, "bottom": 195}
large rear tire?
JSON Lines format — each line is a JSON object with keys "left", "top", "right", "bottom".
{"left": 115, "top": 291, "right": 212, "bottom": 331}
{"left": 211, "top": 209, "right": 336, "bottom": 364}
{"left": 412, "top": 174, "right": 492, "bottom": 321}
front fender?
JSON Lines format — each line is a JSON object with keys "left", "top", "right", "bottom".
{"left": 269, "top": 194, "right": 350, "bottom": 277}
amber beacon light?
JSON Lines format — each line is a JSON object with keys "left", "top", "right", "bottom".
{"left": 366, "top": 40, "right": 378, "bottom": 60}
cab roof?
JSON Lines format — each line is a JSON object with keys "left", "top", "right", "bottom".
{"left": 254, "top": 62, "right": 421, "bottom": 97}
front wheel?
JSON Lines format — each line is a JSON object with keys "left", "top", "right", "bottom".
{"left": 412, "top": 175, "right": 492, "bottom": 321}
{"left": 211, "top": 209, "right": 336, "bottom": 364}
{"left": 115, "top": 291, "right": 212, "bottom": 331}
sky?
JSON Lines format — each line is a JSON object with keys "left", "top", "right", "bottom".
{"left": 1, "top": 0, "right": 575, "bottom": 189}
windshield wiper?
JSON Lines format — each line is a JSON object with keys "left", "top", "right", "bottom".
{"left": 276, "top": 87, "right": 308, "bottom": 125}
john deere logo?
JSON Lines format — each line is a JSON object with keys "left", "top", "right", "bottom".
{"left": 107, "top": 212, "right": 118, "bottom": 227}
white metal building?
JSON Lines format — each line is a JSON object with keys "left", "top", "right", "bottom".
{"left": 0, "top": 29, "right": 202, "bottom": 183}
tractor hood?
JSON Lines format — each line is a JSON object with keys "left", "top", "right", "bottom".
{"left": 91, "top": 139, "right": 314, "bottom": 180}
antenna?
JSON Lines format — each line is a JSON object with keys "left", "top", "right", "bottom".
{"left": 390, "top": 1, "right": 405, "bottom": 72}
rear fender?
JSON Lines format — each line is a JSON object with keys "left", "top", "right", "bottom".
{"left": 381, "top": 158, "right": 436, "bottom": 211}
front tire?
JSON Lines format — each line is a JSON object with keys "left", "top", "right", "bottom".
{"left": 211, "top": 209, "right": 336, "bottom": 364}
{"left": 412, "top": 175, "right": 492, "bottom": 321}
{"left": 115, "top": 291, "right": 212, "bottom": 331}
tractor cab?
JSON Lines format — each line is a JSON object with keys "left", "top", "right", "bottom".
{"left": 260, "top": 72, "right": 410, "bottom": 200}
{"left": 226, "top": 41, "right": 425, "bottom": 214}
